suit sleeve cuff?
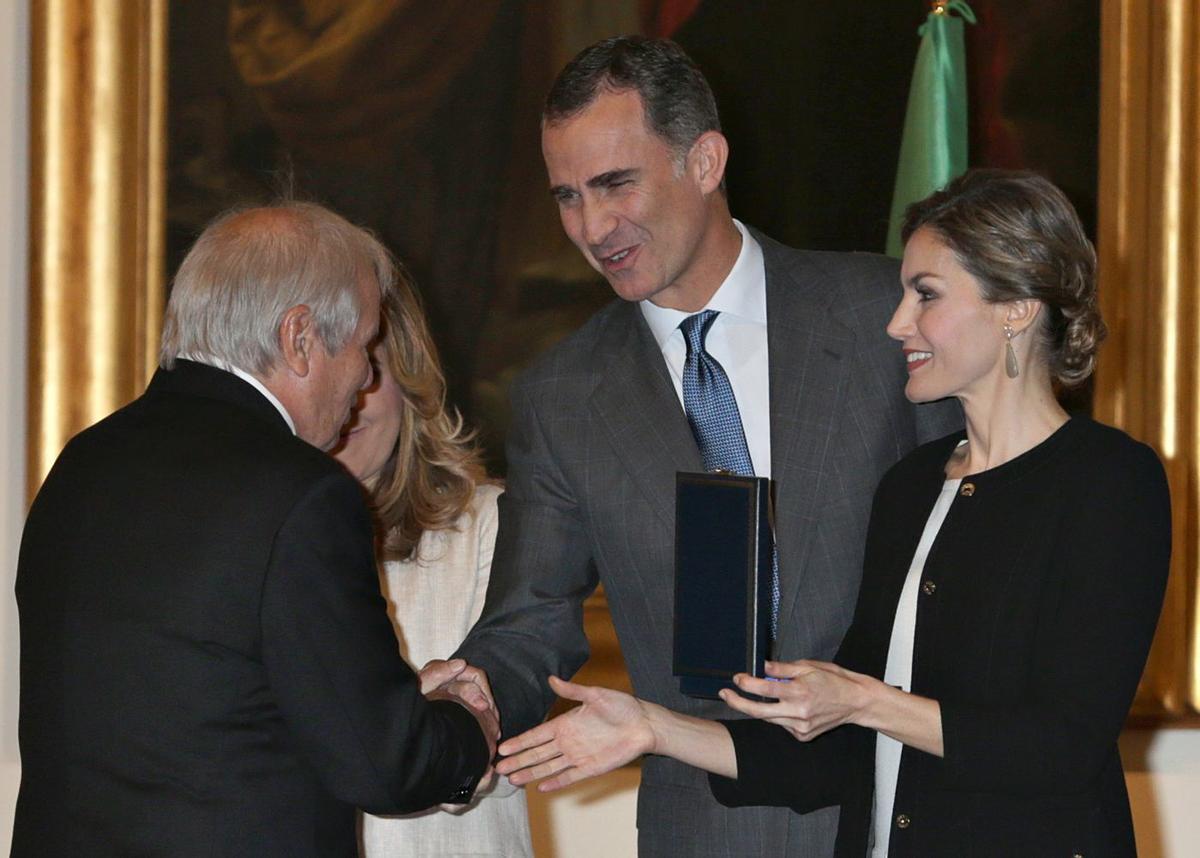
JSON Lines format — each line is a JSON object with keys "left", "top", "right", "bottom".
{"left": 708, "top": 719, "right": 793, "bottom": 808}
{"left": 429, "top": 699, "right": 491, "bottom": 804}
{"left": 708, "top": 719, "right": 861, "bottom": 812}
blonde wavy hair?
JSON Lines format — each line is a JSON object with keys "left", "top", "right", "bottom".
{"left": 369, "top": 268, "right": 486, "bottom": 561}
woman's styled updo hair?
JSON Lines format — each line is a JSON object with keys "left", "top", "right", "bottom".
{"left": 901, "top": 169, "right": 1105, "bottom": 387}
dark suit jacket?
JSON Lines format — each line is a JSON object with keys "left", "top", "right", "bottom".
{"left": 458, "top": 230, "right": 961, "bottom": 856}
{"left": 711, "top": 418, "right": 1171, "bottom": 857}
{"left": 14, "top": 360, "right": 489, "bottom": 857}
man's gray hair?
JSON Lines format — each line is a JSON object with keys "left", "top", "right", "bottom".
{"left": 543, "top": 36, "right": 721, "bottom": 166}
{"left": 159, "top": 201, "right": 394, "bottom": 373}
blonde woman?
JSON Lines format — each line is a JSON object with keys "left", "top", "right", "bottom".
{"left": 335, "top": 275, "right": 532, "bottom": 858}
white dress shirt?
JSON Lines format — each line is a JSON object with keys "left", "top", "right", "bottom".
{"left": 639, "top": 220, "right": 771, "bottom": 478}
{"left": 177, "top": 353, "right": 297, "bottom": 435}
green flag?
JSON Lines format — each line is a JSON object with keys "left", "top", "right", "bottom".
{"left": 885, "top": 0, "right": 977, "bottom": 257}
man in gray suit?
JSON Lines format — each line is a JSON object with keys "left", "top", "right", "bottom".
{"left": 457, "top": 36, "right": 960, "bottom": 856}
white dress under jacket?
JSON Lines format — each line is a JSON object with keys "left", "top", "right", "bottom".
{"left": 360, "top": 483, "right": 533, "bottom": 858}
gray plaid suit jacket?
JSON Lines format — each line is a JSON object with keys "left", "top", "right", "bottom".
{"left": 458, "top": 229, "right": 962, "bottom": 857}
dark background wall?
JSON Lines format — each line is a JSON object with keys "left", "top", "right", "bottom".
{"left": 167, "top": 0, "right": 1099, "bottom": 468}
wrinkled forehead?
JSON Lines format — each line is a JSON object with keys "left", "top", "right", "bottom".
{"left": 543, "top": 89, "right": 660, "bottom": 150}
{"left": 542, "top": 96, "right": 677, "bottom": 187}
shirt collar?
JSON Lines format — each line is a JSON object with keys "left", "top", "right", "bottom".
{"left": 639, "top": 219, "right": 767, "bottom": 352}
{"left": 177, "top": 352, "right": 297, "bottom": 435}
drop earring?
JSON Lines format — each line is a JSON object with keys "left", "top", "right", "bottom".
{"left": 1004, "top": 324, "right": 1019, "bottom": 379}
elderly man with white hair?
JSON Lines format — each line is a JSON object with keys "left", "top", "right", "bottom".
{"left": 13, "top": 201, "right": 497, "bottom": 857}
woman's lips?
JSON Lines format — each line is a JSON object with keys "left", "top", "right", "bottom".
{"left": 904, "top": 350, "right": 932, "bottom": 373}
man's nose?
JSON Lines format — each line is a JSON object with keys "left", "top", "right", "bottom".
{"left": 580, "top": 199, "right": 617, "bottom": 248}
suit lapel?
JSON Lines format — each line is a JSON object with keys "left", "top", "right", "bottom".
{"left": 760, "top": 236, "right": 856, "bottom": 650}
{"left": 590, "top": 302, "right": 702, "bottom": 530}
{"left": 587, "top": 241, "right": 860, "bottom": 646}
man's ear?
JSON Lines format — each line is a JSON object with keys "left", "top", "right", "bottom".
{"left": 689, "top": 130, "right": 729, "bottom": 195}
{"left": 1005, "top": 299, "right": 1043, "bottom": 336}
{"left": 278, "top": 304, "right": 314, "bottom": 377}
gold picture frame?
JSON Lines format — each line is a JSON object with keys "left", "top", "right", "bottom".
{"left": 1095, "top": 0, "right": 1200, "bottom": 723}
{"left": 27, "top": 0, "right": 1200, "bottom": 721}
{"left": 28, "top": 0, "right": 165, "bottom": 498}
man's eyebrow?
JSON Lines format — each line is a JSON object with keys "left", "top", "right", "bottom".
{"left": 587, "top": 169, "right": 637, "bottom": 189}
{"left": 548, "top": 169, "right": 638, "bottom": 199}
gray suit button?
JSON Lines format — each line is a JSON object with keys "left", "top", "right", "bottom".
{"left": 895, "top": 813, "right": 911, "bottom": 829}
{"left": 922, "top": 580, "right": 937, "bottom": 596}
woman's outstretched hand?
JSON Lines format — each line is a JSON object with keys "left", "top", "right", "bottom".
{"left": 496, "top": 676, "right": 656, "bottom": 792}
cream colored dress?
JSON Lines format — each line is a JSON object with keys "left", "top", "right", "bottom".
{"left": 360, "top": 484, "right": 533, "bottom": 858}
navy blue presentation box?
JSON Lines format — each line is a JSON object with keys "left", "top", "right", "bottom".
{"left": 673, "top": 471, "right": 774, "bottom": 699}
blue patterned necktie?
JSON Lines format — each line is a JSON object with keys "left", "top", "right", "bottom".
{"left": 680, "top": 310, "right": 780, "bottom": 639}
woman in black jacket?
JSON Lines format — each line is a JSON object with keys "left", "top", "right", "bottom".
{"left": 496, "top": 170, "right": 1171, "bottom": 857}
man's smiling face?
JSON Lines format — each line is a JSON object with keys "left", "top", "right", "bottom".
{"left": 541, "top": 89, "right": 713, "bottom": 308}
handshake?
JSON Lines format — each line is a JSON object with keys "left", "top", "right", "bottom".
{"left": 416, "top": 660, "right": 878, "bottom": 798}
{"left": 416, "top": 663, "right": 664, "bottom": 797}
{"left": 419, "top": 658, "right": 502, "bottom": 794}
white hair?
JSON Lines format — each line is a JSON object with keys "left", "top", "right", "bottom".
{"left": 160, "top": 201, "right": 394, "bottom": 373}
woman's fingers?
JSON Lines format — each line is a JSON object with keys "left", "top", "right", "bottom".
{"left": 496, "top": 735, "right": 562, "bottom": 773}
{"left": 547, "top": 674, "right": 589, "bottom": 701}
{"left": 507, "top": 751, "right": 573, "bottom": 787}
{"left": 718, "top": 687, "right": 779, "bottom": 719}
{"left": 763, "top": 659, "right": 825, "bottom": 679}
{"left": 536, "top": 764, "right": 595, "bottom": 793}
{"left": 732, "top": 671, "right": 811, "bottom": 704}
{"left": 501, "top": 677, "right": 652, "bottom": 790}
{"left": 721, "top": 662, "right": 868, "bottom": 745}
{"left": 498, "top": 719, "right": 559, "bottom": 757}
{"left": 498, "top": 676, "right": 586, "bottom": 758}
